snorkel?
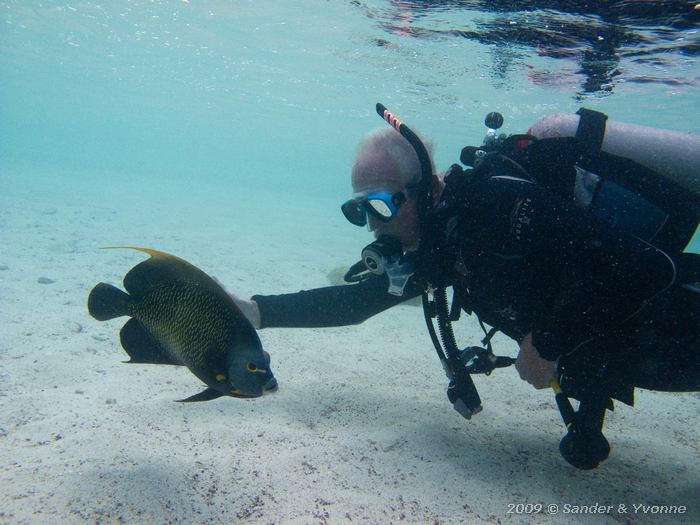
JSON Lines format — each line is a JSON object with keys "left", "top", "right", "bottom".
{"left": 375, "top": 103, "right": 435, "bottom": 232}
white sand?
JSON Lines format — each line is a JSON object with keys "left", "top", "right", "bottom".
{"left": 1, "top": 166, "right": 698, "bottom": 525}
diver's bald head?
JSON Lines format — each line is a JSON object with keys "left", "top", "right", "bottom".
{"left": 351, "top": 128, "right": 433, "bottom": 193}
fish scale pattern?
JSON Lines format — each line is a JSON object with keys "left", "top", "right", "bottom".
{"left": 129, "top": 281, "right": 234, "bottom": 371}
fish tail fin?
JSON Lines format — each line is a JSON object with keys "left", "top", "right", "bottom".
{"left": 88, "top": 282, "right": 130, "bottom": 321}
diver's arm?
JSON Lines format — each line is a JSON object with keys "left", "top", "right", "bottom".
{"left": 252, "top": 274, "right": 423, "bottom": 329}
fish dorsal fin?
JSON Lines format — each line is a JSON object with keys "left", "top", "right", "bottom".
{"left": 103, "top": 246, "right": 223, "bottom": 299}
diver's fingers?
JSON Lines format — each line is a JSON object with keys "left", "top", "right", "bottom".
{"left": 210, "top": 275, "right": 226, "bottom": 289}
{"left": 211, "top": 276, "right": 261, "bottom": 329}
{"left": 211, "top": 275, "right": 243, "bottom": 300}
{"left": 239, "top": 299, "right": 261, "bottom": 329}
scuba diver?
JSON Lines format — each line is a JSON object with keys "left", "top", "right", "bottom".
{"left": 231, "top": 105, "right": 700, "bottom": 469}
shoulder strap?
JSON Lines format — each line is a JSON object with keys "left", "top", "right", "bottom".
{"left": 575, "top": 108, "right": 608, "bottom": 160}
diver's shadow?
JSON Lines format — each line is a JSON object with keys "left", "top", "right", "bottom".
{"left": 261, "top": 377, "right": 698, "bottom": 515}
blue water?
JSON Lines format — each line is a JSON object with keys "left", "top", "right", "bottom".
{"left": 1, "top": 2, "right": 699, "bottom": 524}
{"left": 3, "top": 1, "right": 699, "bottom": 197}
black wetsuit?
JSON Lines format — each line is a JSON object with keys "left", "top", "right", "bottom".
{"left": 254, "top": 149, "right": 700, "bottom": 402}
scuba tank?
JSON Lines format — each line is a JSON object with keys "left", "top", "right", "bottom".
{"left": 462, "top": 108, "right": 700, "bottom": 254}
{"left": 528, "top": 112, "right": 700, "bottom": 195}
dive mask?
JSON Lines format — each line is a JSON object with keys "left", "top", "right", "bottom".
{"left": 341, "top": 183, "right": 419, "bottom": 227}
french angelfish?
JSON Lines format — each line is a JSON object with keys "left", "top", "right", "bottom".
{"left": 87, "top": 247, "right": 277, "bottom": 401}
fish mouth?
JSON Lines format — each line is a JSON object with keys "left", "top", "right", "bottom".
{"left": 228, "top": 390, "right": 261, "bottom": 399}
{"left": 229, "top": 374, "right": 278, "bottom": 398}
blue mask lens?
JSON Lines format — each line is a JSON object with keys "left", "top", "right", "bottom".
{"left": 341, "top": 191, "right": 406, "bottom": 227}
{"left": 341, "top": 198, "right": 369, "bottom": 226}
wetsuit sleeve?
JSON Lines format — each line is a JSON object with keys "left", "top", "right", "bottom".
{"left": 252, "top": 274, "right": 423, "bottom": 328}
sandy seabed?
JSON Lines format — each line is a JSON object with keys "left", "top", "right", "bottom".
{"left": 1, "top": 167, "right": 698, "bottom": 525}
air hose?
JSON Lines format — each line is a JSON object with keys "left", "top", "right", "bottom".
{"left": 376, "top": 103, "right": 483, "bottom": 419}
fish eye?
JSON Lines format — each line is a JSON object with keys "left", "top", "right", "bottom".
{"left": 247, "top": 363, "right": 258, "bottom": 372}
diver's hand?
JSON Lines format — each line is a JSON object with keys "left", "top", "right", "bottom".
{"left": 515, "top": 333, "right": 556, "bottom": 389}
{"left": 211, "top": 277, "right": 262, "bottom": 329}
{"left": 234, "top": 297, "right": 261, "bottom": 330}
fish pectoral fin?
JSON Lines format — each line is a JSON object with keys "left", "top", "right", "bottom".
{"left": 120, "top": 318, "right": 180, "bottom": 365}
{"left": 178, "top": 387, "right": 224, "bottom": 402}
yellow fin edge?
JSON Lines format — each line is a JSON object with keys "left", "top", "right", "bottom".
{"left": 100, "top": 246, "right": 171, "bottom": 259}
